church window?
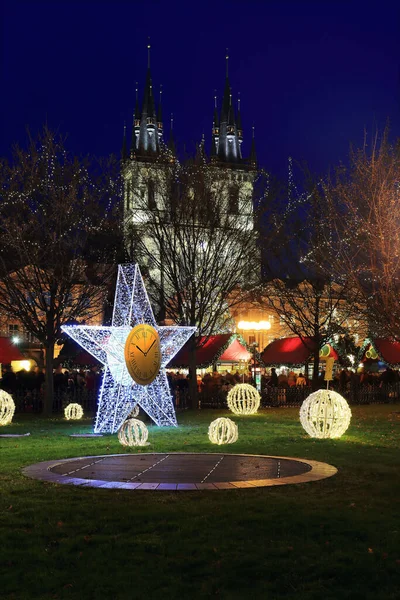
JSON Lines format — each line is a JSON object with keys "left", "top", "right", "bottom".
{"left": 148, "top": 180, "right": 156, "bottom": 209}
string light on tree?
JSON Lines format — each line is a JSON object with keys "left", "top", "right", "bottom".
{"left": 208, "top": 417, "right": 238, "bottom": 445}
{"left": 227, "top": 383, "right": 260, "bottom": 415}
{"left": 61, "top": 264, "right": 196, "bottom": 433}
{"left": 64, "top": 403, "right": 84, "bottom": 420}
{"left": 0, "top": 391, "right": 15, "bottom": 426}
{"left": 300, "top": 390, "right": 351, "bottom": 439}
{"left": 118, "top": 418, "right": 149, "bottom": 447}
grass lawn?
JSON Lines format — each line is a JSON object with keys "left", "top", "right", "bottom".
{"left": 1, "top": 405, "right": 399, "bottom": 600}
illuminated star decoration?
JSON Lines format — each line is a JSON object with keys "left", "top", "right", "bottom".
{"left": 61, "top": 264, "right": 196, "bottom": 433}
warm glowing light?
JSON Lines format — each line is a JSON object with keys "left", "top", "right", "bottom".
{"left": 227, "top": 383, "right": 260, "bottom": 415}
{"left": 208, "top": 417, "right": 238, "bottom": 445}
{"left": 238, "top": 320, "right": 271, "bottom": 331}
{"left": 11, "top": 360, "right": 32, "bottom": 372}
{"left": 64, "top": 403, "right": 84, "bottom": 420}
{"left": 118, "top": 418, "right": 149, "bottom": 446}
{"left": 300, "top": 390, "right": 351, "bottom": 439}
{"left": 61, "top": 264, "right": 196, "bottom": 433}
{"left": 0, "top": 391, "right": 15, "bottom": 425}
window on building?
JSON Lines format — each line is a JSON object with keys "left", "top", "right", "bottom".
{"left": 8, "top": 324, "right": 19, "bottom": 335}
{"left": 248, "top": 335, "right": 256, "bottom": 345}
{"left": 148, "top": 180, "right": 156, "bottom": 209}
{"left": 228, "top": 186, "right": 239, "bottom": 214}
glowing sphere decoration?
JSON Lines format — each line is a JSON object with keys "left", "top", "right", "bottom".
{"left": 64, "top": 403, "right": 84, "bottom": 421}
{"left": 0, "top": 391, "right": 15, "bottom": 426}
{"left": 208, "top": 417, "right": 238, "bottom": 445}
{"left": 118, "top": 418, "right": 149, "bottom": 447}
{"left": 300, "top": 390, "right": 352, "bottom": 439}
{"left": 227, "top": 383, "right": 260, "bottom": 415}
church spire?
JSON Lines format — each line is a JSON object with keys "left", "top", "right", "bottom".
{"left": 132, "top": 83, "right": 140, "bottom": 155}
{"left": 217, "top": 50, "right": 241, "bottom": 163}
{"left": 211, "top": 92, "right": 219, "bottom": 159}
{"left": 135, "top": 40, "right": 161, "bottom": 157}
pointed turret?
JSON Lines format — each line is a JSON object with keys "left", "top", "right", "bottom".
{"left": 217, "top": 50, "right": 241, "bottom": 164}
{"left": 132, "top": 82, "right": 140, "bottom": 155}
{"left": 220, "top": 50, "right": 231, "bottom": 124}
{"left": 136, "top": 42, "right": 158, "bottom": 155}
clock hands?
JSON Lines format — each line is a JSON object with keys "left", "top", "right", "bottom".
{"left": 135, "top": 339, "right": 156, "bottom": 357}
{"left": 145, "top": 339, "right": 156, "bottom": 356}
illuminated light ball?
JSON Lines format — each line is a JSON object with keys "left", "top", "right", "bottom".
{"left": 118, "top": 418, "right": 149, "bottom": 447}
{"left": 64, "top": 403, "right": 84, "bottom": 421}
{"left": 128, "top": 404, "right": 139, "bottom": 418}
{"left": 0, "top": 390, "right": 15, "bottom": 426}
{"left": 227, "top": 383, "right": 260, "bottom": 415}
{"left": 300, "top": 390, "right": 352, "bottom": 439}
{"left": 208, "top": 417, "right": 238, "bottom": 445}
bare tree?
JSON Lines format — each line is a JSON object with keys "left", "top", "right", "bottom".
{"left": 257, "top": 166, "right": 361, "bottom": 386}
{"left": 0, "top": 127, "right": 121, "bottom": 415}
{"left": 327, "top": 130, "right": 400, "bottom": 340}
{"left": 125, "top": 154, "right": 266, "bottom": 407}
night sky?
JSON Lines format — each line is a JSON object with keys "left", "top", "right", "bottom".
{"left": 1, "top": 1, "right": 400, "bottom": 178}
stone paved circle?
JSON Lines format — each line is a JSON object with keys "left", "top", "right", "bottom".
{"left": 22, "top": 453, "right": 337, "bottom": 491}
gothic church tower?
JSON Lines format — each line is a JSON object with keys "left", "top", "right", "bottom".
{"left": 121, "top": 49, "right": 259, "bottom": 311}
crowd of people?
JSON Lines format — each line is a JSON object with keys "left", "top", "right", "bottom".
{"left": 2, "top": 362, "right": 399, "bottom": 413}
{"left": 0, "top": 364, "right": 102, "bottom": 411}
{"left": 263, "top": 366, "right": 400, "bottom": 391}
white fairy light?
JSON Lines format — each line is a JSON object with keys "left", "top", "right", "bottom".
{"left": 64, "top": 403, "right": 84, "bottom": 420}
{"left": 0, "top": 391, "right": 15, "bottom": 426}
{"left": 300, "top": 390, "right": 351, "bottom": 439}
{"left": 227, "top": 383, "right": 260, "bottom": 415}
{"left": 118, "top": 418, "right": 149, "bottom": 447}
{"left": 61, "top": 264, "right": 196, "bottom": 433}
{"left": 208, "top": 417, "right": 238, "bottom": 445}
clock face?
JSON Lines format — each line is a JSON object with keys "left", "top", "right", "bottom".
{"left": 124, "top": 324, "right": 161, "bottom": 386}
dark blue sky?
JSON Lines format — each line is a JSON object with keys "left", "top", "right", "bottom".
{"left": 1, "top": 1, "right": 400, "bottom": 177}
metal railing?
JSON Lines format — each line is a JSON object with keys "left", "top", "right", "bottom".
{"left": 10, "top": 381, "right": 400, "bottom": 415}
